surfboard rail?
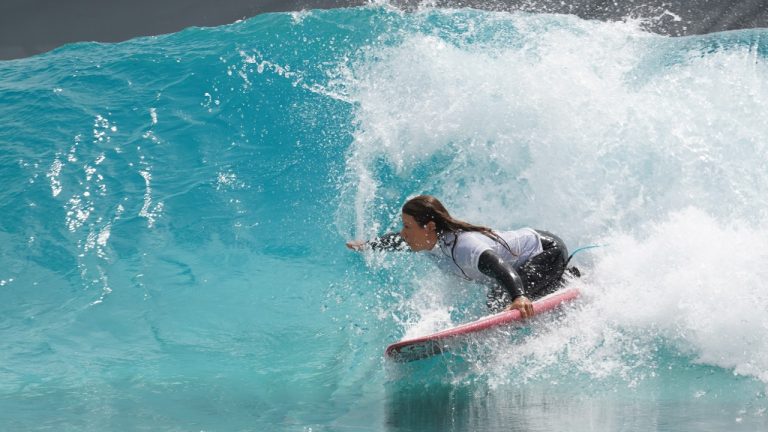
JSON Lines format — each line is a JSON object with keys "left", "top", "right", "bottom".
{"left": 385, "top": 286, "right": 580, "bottom": 362}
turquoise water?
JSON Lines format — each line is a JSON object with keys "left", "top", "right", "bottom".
{"left": 2, "top": 5, "right": 768, "bottom": 431}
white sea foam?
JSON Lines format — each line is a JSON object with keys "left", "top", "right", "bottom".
{"left": 47, "top": 158, "right": 63, "bottom": 197}
{"left": 138, "top": 169, "right": 163, "bottom": 228}
{"left": 341, "top": 12, "right": 768, "bottom": 239}
{"left": 340, "top": 12, "right": 768, "bottom": 382}
{"left": 470, "top": 209, "right": 768, "bottom": 385}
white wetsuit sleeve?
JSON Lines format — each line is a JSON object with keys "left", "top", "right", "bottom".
{"left": 451, "top": 232, "right": 495, "bottom": 280}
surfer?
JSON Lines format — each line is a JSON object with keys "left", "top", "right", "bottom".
{"left": 346, "top": 195, "right": 579, "bottom": 318}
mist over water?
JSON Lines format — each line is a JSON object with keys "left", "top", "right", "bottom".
{"left": 1, "top": 4, "right": 767, "bottom": 431}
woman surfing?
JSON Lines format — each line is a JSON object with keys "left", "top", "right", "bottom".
{"left": 346, "top": 195, "right": 579, "bottom": 318}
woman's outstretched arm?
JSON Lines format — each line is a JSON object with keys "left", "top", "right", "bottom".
{"left": 346, "top": 232, "right": 407, "bottom": 251}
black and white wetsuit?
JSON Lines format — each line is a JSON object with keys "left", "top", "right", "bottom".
{"left": 368, "top": 228, "right": 572, "bottom": 312}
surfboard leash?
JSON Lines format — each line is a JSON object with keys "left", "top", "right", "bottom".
{"left": 565, "top": 244, "right": 605, "bottom": 266}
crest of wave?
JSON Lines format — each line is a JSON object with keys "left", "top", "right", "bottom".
{"left": 336, "top": 10, "right": 768, "bottom": 244}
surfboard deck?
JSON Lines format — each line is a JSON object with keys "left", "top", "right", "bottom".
{"left": 385, "top": 286, "right": 580, "bottom": 362}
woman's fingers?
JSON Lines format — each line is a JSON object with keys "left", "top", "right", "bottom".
{"left": 346, "top": 240, "right": 365, "bottom": 250}
{"left": 508, "top": 296, "right": 534, "bottom": 318}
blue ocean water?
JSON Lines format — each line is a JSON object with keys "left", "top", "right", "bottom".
{"left": 2, "top": 5, "right": 768, "bottom": 431}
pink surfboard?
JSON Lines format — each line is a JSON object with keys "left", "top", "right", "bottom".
{"left": 385, "top": 287, "right": 580, "bottom": 362}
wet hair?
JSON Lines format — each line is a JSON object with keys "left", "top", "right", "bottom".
{"left": 402, "top": 195, "right": 516, "bottom": 276}
{"left": 402, "top": 195, "right": 492, "bottom": 235}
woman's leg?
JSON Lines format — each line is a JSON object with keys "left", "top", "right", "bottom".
{"left": 519, "top": 231, "right": 569, "bottom": 299}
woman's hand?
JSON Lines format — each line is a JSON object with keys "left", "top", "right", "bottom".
{"left": 345, "top": 240, "right": 366, "bottom": 251}
{"left": 505, "top": 295, "right": 534, "bottom": 318}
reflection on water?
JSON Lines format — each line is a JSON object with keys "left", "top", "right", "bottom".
{"left": 384, "top": 357, "right": 768, "bottom": 432}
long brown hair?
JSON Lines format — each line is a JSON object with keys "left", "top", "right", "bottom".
{"left": 402, "top": 195, "right": 494, "bottom": 236}
{"left": 402, "top": 195, "right": 516, "bottom": 275}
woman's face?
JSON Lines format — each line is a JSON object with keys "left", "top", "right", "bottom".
{"left": 400, "top": 213, "right": 438, "bottom": 251}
